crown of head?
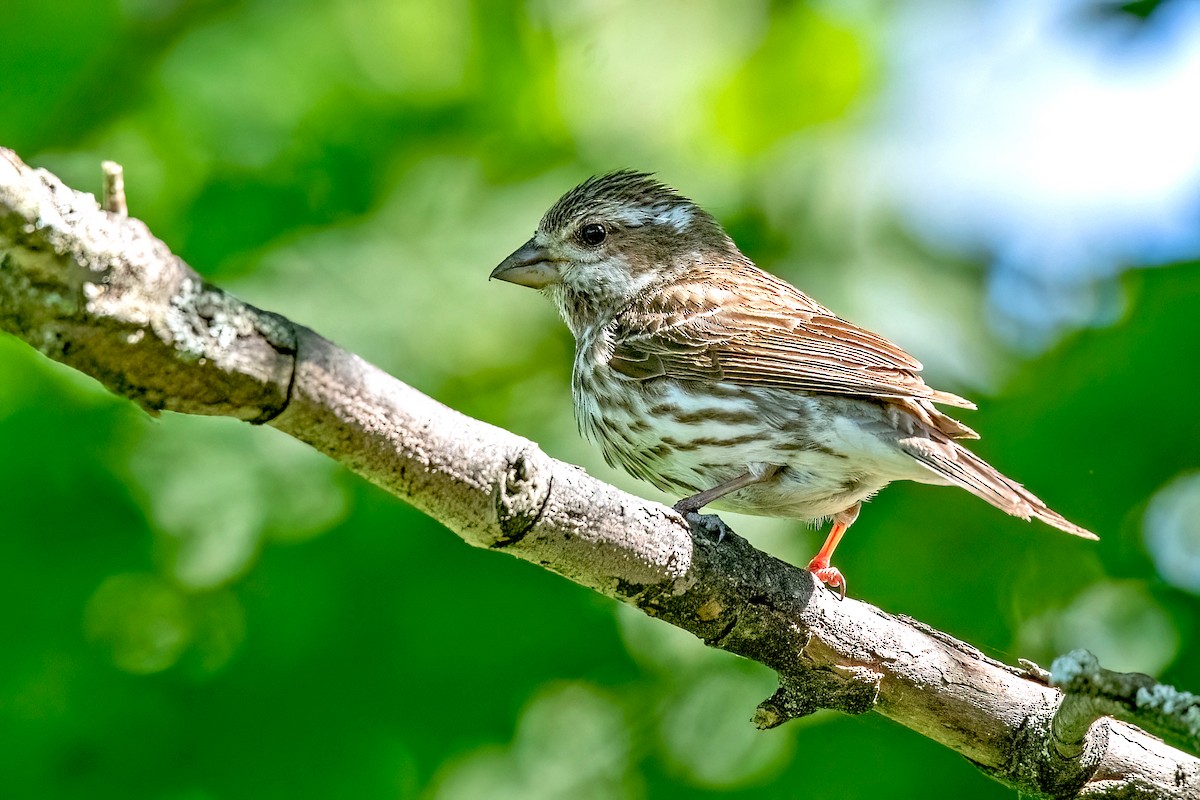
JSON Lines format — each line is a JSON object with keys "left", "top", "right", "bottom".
{"left": 540, "top": 170, "right": 706, "bottom": 236}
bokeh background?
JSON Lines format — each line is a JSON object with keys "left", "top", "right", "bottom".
{"left": 2, "top": 0, "right": 1199, "bottom": 797}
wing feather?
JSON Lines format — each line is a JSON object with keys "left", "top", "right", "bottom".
{"left": 609, "top": 264, "right": 975, "bottom": 410}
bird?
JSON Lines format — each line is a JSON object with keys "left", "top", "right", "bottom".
{"left": 490, "top": 170, "right": 1096, "bottom": 598}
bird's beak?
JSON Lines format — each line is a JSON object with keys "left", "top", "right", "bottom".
{"left": 490, "top": 238, "right": 560, "bottom": 289}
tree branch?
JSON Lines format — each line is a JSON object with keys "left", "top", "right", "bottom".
{"left": 1, "top": 147, "right": 1196, "bottom": 799}
{"left": 1051, "top": 650, "right": 1200, "bottom": 758}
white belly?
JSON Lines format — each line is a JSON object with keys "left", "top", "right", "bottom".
{"left": 576, "top": 371, "right": 925, "bottom": 523}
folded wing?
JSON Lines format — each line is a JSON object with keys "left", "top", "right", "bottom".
{"left": 609, "top": 264, "right": 976, "bottom": 419}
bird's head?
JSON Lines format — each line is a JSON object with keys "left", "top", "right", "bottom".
{"left": 491, "top": 171, "right": 735, "bottom": 335}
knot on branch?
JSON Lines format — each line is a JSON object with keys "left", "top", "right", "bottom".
{"left": 753, "top": 665, "right": 882, "bottom": 729}
{"left": 491, "top": 447, "right": 553, "bottom": 547}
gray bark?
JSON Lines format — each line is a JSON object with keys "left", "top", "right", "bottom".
{"left": 1, "top": 147, "right": 1196, "bottom": 799}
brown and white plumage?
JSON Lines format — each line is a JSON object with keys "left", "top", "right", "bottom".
{"left": 492, "top": 171, "right": 1095, "bottom": 595}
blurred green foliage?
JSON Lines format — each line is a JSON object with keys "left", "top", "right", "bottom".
{"left": 1, "top": 1, "right": 1197, "bottom": 798}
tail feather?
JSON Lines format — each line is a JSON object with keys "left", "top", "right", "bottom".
{"left": 930, "top": 389, "right": 977, "bottom": 410}
{"left": 899, "top": 437, "right": 1097, "bottom": 540}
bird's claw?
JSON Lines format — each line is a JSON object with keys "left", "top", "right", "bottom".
{"left": 675, "top": 508, "right": 729, "bottom": 545}
{"left": 807, "top": 565, "right": 847, "bottom": 601}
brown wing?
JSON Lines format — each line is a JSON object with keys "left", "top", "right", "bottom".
{"left": 608, "top": 264, "right": 976, "bottom": 410}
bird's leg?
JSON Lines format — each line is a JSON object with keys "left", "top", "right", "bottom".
{"left": 673, "top": 465, "right": 781, "bottom": 516}
{"left": 806, "top": 503, "right": 861, "bottom": 601}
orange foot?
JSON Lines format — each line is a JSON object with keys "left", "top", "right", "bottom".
{"left": 806, "top": 558, "right": 846, "bottom": 601}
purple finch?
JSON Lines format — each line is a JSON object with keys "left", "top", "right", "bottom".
{"left": 491, "top": 171, "right": 1095, "bottom": 597}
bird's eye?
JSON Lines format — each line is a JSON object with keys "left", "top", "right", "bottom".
{"left": 579, "top": 222, "right": 607, "bottom": 246}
